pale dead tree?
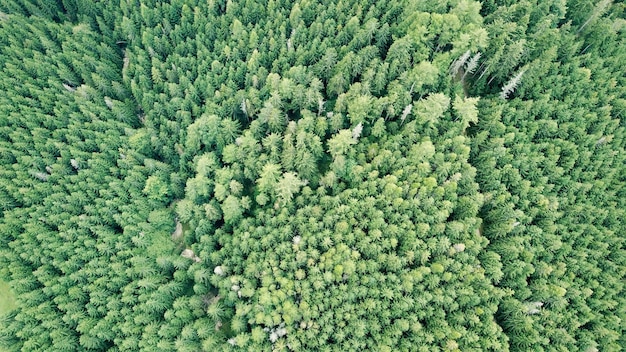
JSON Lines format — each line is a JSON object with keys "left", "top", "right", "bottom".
{"left": 450, "top": 173, "right": 462, "bottom": 182}
{"left": 612, "top": 18, "right": 626, "bottom": 32}
{"left": 596, "top": 135, "right": 613, "bottom": 146}
{"left": 268, "top": 322, "right": 287, "bottom": 343}
{"left": 123, "top": 55, "right": 130, "bottom": 71}
{"left": 400, "top": 104, "right": 412, "bottom": 124}
{"left": 578, "top": 0, "right": 612, "bottom": 33}
{"left": 287, "top": 29, "right": 296, "bottom": 51}
{"left": 450, "top": 50, "right": 471, "bottom": 76}
{"left": 240, "top": 98, "right": 248, "bottom": 117}
{"left": 33, "top": 172, "right": 49, "bottom": 182}
{"left": 63, "top": 83, "right": 76, "bottom": 92}
{"left": 317, "top": 99, "right": 325, "bottom": 116}
{"left": 500, "top": 70, "right": 525, "bottom": 100}
{"left": 580, "top": 44, "right": 592, "bottom": 55}
{"left": 181, "top": 249, "right": 201, "bottom": 263}
{"left": 171, "top": 219, "right": 183, "bottom": 240}
{"left": 352, "top": 122, "right": 363, "bottom": 141}
{"left": 462, "top": 52, "right": 482, "bottom": 80}
{"left": 524, "top": 301, "right": 544, "bottom": 315}
{"left": 276, "top": 326, "right": 287, "bottom": 337}
{"left": 477, "top": 62, "right": 491, "bottom": 81}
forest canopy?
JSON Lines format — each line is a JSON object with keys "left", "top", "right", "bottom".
{"left": 0, "top": 0, "right": 624, "bottom": 351}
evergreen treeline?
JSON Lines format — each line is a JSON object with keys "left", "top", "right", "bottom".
{"left": 0, "top": 0, "right": 624, "bottom": 351}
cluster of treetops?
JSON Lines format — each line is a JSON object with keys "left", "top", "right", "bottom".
{"left": 0, "top": 0, "right": 623, "bottom": 351}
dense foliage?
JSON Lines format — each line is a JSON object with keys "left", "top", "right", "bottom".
{"left": 0, "top": 0, "right": 624, "bottom": 351}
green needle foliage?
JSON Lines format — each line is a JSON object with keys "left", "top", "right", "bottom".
{"left": 0, "top": 0, "right": 624, "bottom": 351}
